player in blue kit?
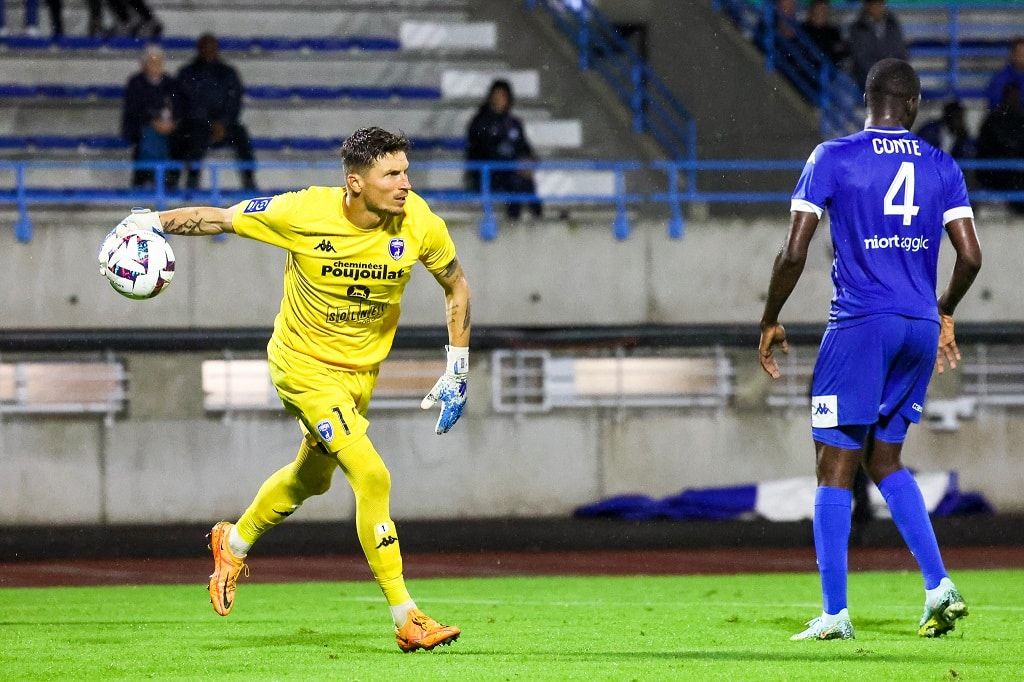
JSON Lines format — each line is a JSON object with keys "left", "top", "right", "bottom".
{"left": 757, "top": 59, "right": 983, "bottom": 640}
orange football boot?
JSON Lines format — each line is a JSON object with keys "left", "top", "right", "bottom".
{"left": 395, "top": 608, "right": 461, "bottom": 652}
{"left": 207, "top": 521, "right": 248, "bottom": 616}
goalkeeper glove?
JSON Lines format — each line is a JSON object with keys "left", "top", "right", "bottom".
{"left": 99, "top": 208, "right": 164, "bottom": 275}
{"left": 420, "top": 345, "right": 468, "bottom": 435}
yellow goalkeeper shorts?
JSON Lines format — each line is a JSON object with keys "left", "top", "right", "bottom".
{"left": 268, "top": 341, "right": 378, "bottom": 454}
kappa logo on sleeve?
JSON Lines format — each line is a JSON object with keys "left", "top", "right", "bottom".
{"left": 243, "top": 197, "right": 273, "bottom": 213}
{"left": 811, "top": 395, "right": 839, "bottom": 428}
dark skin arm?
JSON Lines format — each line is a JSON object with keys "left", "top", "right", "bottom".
{"left": 758, "top": 210, "right": 821, "bottom": 378}
{"left": 935, "top": 216, "right": 982, "bottom": 373}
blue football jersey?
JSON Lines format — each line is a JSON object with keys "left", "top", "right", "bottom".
{"left": 791, "top": 126, "right": 973, "bottom": 324}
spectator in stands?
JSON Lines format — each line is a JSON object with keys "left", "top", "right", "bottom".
{"left": 122, "top": 44, "right": 183, "bottom": 188}
{"left": 465, "top": 79, "right": 541, "bottom": 220}
{"left": 984, "top": 37, "right": 1024, "bottom": 111}
{"left": 176, "top": 33, "right": 257, "bottom": 191}
{"left": 0, "top": 0, "right": 63, "bottom": 37}
{"left": 800, "top": 0, "right": 847, "bottom": 68}
{"left": 87, "top": 0, "right": 162, "bottom": 39}
{"left": 917, "top": 100, "right": 976, "bottom": 160}
{"left": 977, "top": 83, "right": 1024, "bottom": 215}
{"left": 847, "top": 0, "right": 907, "bottom": 90}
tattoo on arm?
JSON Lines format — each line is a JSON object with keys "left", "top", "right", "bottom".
{"left": 162, "top": 216, "right": 208, "bottom": 236}
{"left": 462, "top": 299, "right": 471, "bottom": 333}
{"left": 438, "top": 257, "right": 461, "bottom": 284}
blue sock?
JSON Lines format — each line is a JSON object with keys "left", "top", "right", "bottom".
{"left": 878, "top": 468, "right": 947, "bottom": 590}
{"left": 814, "top": 486, "right": 852, "bottom": 615}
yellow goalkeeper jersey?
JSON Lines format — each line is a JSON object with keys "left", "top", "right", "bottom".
{"left": 232, "top": 187, "right": 456, "bottom": 370}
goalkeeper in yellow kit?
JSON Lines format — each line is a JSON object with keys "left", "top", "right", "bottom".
{"left": 115, "top": 127, "right": 470, "bottom": 652}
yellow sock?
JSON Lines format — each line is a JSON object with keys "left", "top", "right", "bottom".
{"left": 235, "top": 436, "right": 337, "bottom": 546}
{"left": 336, "top": 434, "right": 411, "bottom": 607}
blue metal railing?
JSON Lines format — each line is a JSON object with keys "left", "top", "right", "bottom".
{"left": 524, "top": 0, "right": 697, "bottom": 161}
{"left": 900, "top": 4, "right": 1022, "bottom": 102}
{"left": 713, "top": 0, "right": 863, "bottom": 138}
{"left": 6, "top": 158, "right": 1024, "bottom": 244}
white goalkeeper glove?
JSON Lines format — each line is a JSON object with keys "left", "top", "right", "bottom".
{"left": 99, "top": 208, "right": 164, "bottom": 275}
{"left": 115, "top": 207, "right": 163, "bottom": 238}
{"left": 420, "top": 345, "right": 468, "bottom": 435}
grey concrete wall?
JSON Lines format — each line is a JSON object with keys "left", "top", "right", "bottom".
{"left": 1, "top": 212, "right": 1019, "bottom": 328}
{"left": 1, "top": 350, "right": 1021, "bottom": 526}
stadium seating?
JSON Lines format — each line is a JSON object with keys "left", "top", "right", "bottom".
{"left": 0, "top": 0, "right": 614, "bottom": 198}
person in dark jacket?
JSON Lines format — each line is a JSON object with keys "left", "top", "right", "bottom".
{"left": 175, "top": 33, "right": 256, "bottom": 190}
{"left": 977, "top": 83, "right": 1024, "bottom": 214}
{"left": 465, "top": 79, "right": 541, "bottom": 220}
{"left": 121, "top": 44, "right": 184, "bottom": 188}
{"left": 984, "top": 37, "right": 1024, "bottom": 111}
{"left": 801, "top": 0, "right": 847, "bottom": 68}
{"left": 917, "top": 100, "right": 976, "bottom": 161}
{"left": 847, "top": 0, "right": 907, "bottom": 90}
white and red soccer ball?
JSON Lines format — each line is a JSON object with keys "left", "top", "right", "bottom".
{"left": 100, "top": 228, "right": 175, "bottom": 300}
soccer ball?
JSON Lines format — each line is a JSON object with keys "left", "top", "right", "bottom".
{"left": 100, "top": 229, "right": 175, "bottom": 300}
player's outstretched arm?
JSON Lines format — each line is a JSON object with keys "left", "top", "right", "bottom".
{"left": 421, "top": 257, "right": 472, "bottom": 434}
{"left": 759, "top": 210, "right": 819, "bottom": 379}
{"left": 936, "top": 217, "right": 982, "bottom": 374}
{"left": 115, "top": 205, "right": 240, "bottom": 237}
{"left": 158, "top": 205, "right": 239, "bottom": 236}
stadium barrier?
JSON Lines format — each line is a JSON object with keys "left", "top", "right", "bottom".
{"left": 4, "top": 158, "right": 1024, "bottom": 243}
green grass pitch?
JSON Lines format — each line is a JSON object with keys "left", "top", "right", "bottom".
{"left": 2, "top": 570, "right": 1020, "bottom": 681}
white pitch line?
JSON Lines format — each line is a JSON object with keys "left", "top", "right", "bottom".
{"left": 331, "top": 595, "right": 1024, "bottom": 612}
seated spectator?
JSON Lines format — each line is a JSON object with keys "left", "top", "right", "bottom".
{"left": 87, "top": 0, "right": 162, "bottom": 39}
{"left": 755, "top": 0, "right": 799, "bottom": 65}
{"left": 465, "top": 79, "right": 541, "bottom": 220}
{"left": 977, "top": 84, "right": 1024, "bottom": 215}
{"left": 0, "top": 0, "right": 62, "bottom": 38}
{"left": 985, "top": 37, "right": 1024, "bottom": 111}
{"left": 847, "top": 0, "right": 907, "bottom": 90}
{"left": 917, "top": 100, "right": 976, "bottom": 160}
{"left": 176, "top": 34, "right": 257, "bottom": 191}
{"left": 121, "top": 44, "right": 183, "bottom": 188}
{"left": 800, "top": 0, "right": 847, "bottom": 68}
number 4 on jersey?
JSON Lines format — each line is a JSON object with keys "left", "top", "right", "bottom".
{"left": 884, "top": 161, "right": 920, "bottom": 226}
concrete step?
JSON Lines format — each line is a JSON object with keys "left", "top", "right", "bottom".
{"left": 0, "top": 101, "right": 553, "bottom": 138}
{"left": 0, "top": 53, "right": 513, "bottom": 88}
{"left": 0, "top": 6, "right": 470, "bottom": 38}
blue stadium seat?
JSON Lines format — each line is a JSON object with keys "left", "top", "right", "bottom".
{"left": 350, "top": 37, "right": 401, "bottom": 51}
{"left": 251, "top": 138, "right": 286, "bottom": 151}
{"left": 393, "top": 86, "right": 442, "bottom": 100}
{"left": 36, "top": 85, "right": 91, "bottom": 98}
{"left": 346, "top": 86, "right": 391, "bottom": 100}
{"left": 283, "top": 137, "right": 337, "bottom": 151}
{"left": 0, "top": 136, "right": 31, "bottom": 149}
{"left": 256, "top": 38, "right": 305, "bottom": 51}
{"left": 247, "top": 86, "right": 294, "bottom": 100}
{"left": 90, "top": 85, "right": 125, "bottom": 99}
{"left": 0, "top": 84, "right": 38, "bottom": 97}
{"left": 56, "top": 36, "right": 103, "bottom": 49}
{"left": 302, "top": 38, "right": 354, "bottom": 51}
{"left": 30, "top": 136, "right": 82, "bottom": 149}
{"left": 0, "top": 36, "right": 50, "bottom": 49}
{"left": 83, "top": 136, "right": 129, "bottom": 150}
{"left": 292, "top": 86, "right": 346, "bottom": 99}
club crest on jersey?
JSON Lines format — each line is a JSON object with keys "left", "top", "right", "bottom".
{"left": 243, "top": 197, "right": 272, "bottom": 213}
{"left": 388, "top": 238, "right": 405, "bottom": 261}
{"left": 316, "top": 418, "right": 335, "bottom": 443}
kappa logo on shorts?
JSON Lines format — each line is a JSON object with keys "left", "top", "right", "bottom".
{"left": 243, "top": 197, "right": 272, "bottom": 213}
{"left": 912, "top": 403, "right": 923, "bottom": 412}
{"left": 811, "top": 395, "right": 839, "bottom": 428}
{"left": 316, "top": 418, "right": 335, "bottom": 443}
{"left": 388, "top": 238, "right": 405, "bottom": 261}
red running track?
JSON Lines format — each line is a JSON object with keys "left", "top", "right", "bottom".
{"left": 1, "top": 546, "right": 1023, "bottom": 588}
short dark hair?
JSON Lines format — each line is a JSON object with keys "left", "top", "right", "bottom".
{"left": 340, "top": 127, "right": 410, "bottom": 173}
{"left": 865, "top": 58, "right": 920, "bottom": 103}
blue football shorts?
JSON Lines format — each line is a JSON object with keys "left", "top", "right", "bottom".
{"left": 809, "top": 314, "right": 939, "bottom": 449}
